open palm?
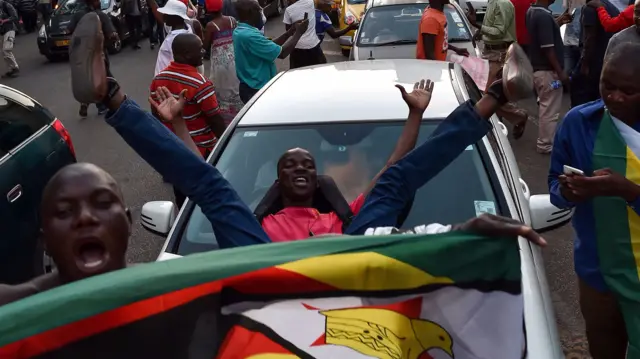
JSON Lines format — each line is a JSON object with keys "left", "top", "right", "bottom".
{"left": 149, "top": 87, "right": 186, "bottom": 123}
{"left": 395, "top": 79, "right": 435, "bottom": 113}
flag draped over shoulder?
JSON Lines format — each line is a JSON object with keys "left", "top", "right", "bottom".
{"left": 0, "top": 232, "right": 524, "bottom": 359}
{"left": 592, "top": 111, "right": 640, "bottom": 358}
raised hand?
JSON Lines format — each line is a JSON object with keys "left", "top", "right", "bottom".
{"left": 395, "top": 79, "right": 435, "bottom": 114}
{"left": 148, "top": 87, "right": 187, "bottom": 123}
{"left": 454, "top": 213, "right": 547, "bottom": 247}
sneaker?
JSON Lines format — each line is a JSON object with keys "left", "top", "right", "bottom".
{"left": 79, "top": 104, "right": 88, "bottom": 118}
{"left": 1, "top": 68, "right": 19, "bottom": 78}
{"left": 502, "top": 43, "right": 534, "bottom": 102}
{"left": 69, "top": 12, "right": 107, "bottom": 104}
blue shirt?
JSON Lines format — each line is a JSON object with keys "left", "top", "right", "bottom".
{"left": 549, "top": 99, "right": 640, "bottom": 292}
{"left": 233, "top": 22, "right": 281, "bottom": 90}
{"left": 315, "top": 9, "right": 333, "bottom": 43}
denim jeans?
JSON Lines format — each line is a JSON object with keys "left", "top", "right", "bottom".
{"left": 345, "top": 100, "right": 491, "bottom": 234}
{"left": 106, "top": 98, "right": 490, "bottom": 246}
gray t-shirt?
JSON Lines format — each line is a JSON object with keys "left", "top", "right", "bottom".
{"left": 525, "top": 5, "right": 564, "bottom": 72}
{"left": 606, "top": 26, "right": 640, "bottom": 59}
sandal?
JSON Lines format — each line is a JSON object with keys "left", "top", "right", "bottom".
{"left": 512, "top": 115, "right": 527, "bottom": 140}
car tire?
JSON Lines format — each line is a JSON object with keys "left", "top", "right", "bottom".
{"left": 342, "top": 48, "right": 350, "bottom": 57}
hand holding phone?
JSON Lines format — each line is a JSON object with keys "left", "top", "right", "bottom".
{"left": 563, "top": 165, "right": 585, "bottom": 176}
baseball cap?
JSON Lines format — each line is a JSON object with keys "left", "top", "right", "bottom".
{"left": 157, "top": 0, "right": 190, "bottom": 20}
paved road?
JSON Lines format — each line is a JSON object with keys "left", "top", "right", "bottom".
{"left": 5, "top": 16, "right": 586, "bottom": 357}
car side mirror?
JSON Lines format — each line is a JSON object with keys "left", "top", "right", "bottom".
{"left": 528, "top": 194, "right": 573, "bottom": 233}
{"left": 339, "top": 35, "right": 353, "bottom": 47}
{"left": 141, "top": 201, "right": 176, "bottom": 236}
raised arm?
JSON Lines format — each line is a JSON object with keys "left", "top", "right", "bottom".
{"left": 361, "top": 79, "right": 434, "bottom": 198}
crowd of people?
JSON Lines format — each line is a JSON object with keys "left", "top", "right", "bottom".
{"left": 1, "top": 0, "right": 640, "bottom": 354}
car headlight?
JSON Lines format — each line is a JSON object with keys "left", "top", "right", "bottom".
{"left": 345, "top": 10, "right": 356, "bottom": 25}
{"left": 38, "top": 24, "right": 46, "bottom": 38}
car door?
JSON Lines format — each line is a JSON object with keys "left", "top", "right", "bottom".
{"left": 0, "top": 94, "right": 51, "bottom": 284}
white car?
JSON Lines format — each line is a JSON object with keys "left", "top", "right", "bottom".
{"left": 141, "top": 60, "right": 570, "bottom": 358}
{"left": 347, "top": 0, "right": 479, "bottom": 60}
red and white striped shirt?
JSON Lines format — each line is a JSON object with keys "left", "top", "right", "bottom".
{"left": 150, "top": 62, "right": 221, "bottom": 157}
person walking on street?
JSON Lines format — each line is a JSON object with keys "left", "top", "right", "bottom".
{"left": 122, "top": 0, "right": 143, "bottom": 49}
{"left": 149, "top": 0, "right": 167, "bottom": 49}
{"left": 525, "top": 0, "right": 571, "bottom": 154}
{"left": 549, "top": 42, "right": 640, "bottom": 359}
{"left": 38, "top": 0, "right": 51, "bottom": 25}
{"left": 416, "top": 0, "right": 469, "bottom": 60}
{"left": 18, "top": 0, "right": 36, "bottom": 32}
{"left": 203, "top": 0, "right": 243, "bottom": 124}
{"left": 466, "top": 0, "right": 529, "bottom": 139}
{"left": 0, "top": 0, "right": 18, "bottom": 78}
{"left": 233, "top": 0, "right": 308, "bottom": 103}
{"left": 283, "top": 0, "right": 324, "bottom": 68}
{"left": 150, "top": 33, "right": 228, "bottom": 207}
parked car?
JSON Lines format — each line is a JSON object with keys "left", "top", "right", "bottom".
{"left": 0, "top": 85, "right": 76, "bottom": 284}
{"left": 139, "top": 59, "right": 570, "bottom": 358}
{"left": 37, "top": 0, "right": 150, "bottom": 62}
{"left": 346, "top": 0, "right": 477, "bottom": 60}
{"left": 337, "top": 0, "right": 367, "bottom": 56}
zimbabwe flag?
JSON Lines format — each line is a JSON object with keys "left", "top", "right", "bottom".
{"left": 592, "top": 110, "right": 640, "bottom": 358}
{"left": 0, "top": 232, "right": 524, "bottom": 359}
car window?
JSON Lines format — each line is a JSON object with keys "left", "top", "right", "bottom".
{"left": 0, "top": 97, "right": 47, "bottom": 154}
{"left": 357, "top": 4, "right": 471, "bottom": 46}
{"left": 348, "top": 0, "right": 367, "bottom": 5}
{"left": 176, "top": 121, "right": 502, "bottom": 255}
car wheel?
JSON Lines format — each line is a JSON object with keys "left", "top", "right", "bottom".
{"left": 342, "top": 48, "right": 350, "bottom": 57}
{"left": 108, "top": 36, "right": 122, "bottom": 54}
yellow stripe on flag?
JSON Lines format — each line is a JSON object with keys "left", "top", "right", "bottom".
{"left": 626, "top": 147, "right": 640, "bottom": 282}
{"left": 277, "top": 252, "right": 453, "bottom": 291}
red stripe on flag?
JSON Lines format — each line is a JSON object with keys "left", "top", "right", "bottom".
{"left": 0, "top": 280, "right": 223, "bottom": 358}
{"left": 217, "top": 325, "right": 295, "bottom": 358}
{"left": 224, "top": 266, "right": 338, "bottom": 294}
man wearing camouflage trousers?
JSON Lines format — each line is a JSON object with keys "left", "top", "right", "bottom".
{"left": 0, "top": 0, "right": 19, "bottom": 78}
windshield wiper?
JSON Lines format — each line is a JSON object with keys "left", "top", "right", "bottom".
{"left": 374, "top": 39, "right": 416, "bottom": 46}
{"left": 449, "top": 37, "right": 471, "bottom": 43}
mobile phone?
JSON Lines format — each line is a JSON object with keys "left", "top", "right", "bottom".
{"left": 563, "top": 165, "right": 585, "bottom": 176}
{"left": 570, "top": 8, "right": 577, "bottom": 17}
{"left": 304, "top": 12, "right": 308, "bottom": 20}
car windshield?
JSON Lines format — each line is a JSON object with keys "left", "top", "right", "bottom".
{"left": 54, "top": 0, "right": 109, "bottom": 15}
{"left": 175, "top": 121, "right": 503, "bottom": 255}
{"left": 357, "top": 4, "right": 471, "bottom": 46}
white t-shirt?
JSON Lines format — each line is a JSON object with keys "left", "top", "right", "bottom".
{"left": 283, "top": 0, "right": 319, "bottom": 49}
{"left": 155, "top": 22, "right": 204, "bottom": 75}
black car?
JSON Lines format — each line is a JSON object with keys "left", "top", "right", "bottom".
{"left": 37, "top": 0, "right": 150, "bottom": 61}
{"left": 0, "top": 85, "right": 76, "bottom": 284}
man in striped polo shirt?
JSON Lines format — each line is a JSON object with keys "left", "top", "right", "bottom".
{"left": 150, "top": 33, "right": 227, "bottom": 206}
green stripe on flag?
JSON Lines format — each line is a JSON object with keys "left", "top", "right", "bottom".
{"left": 0, "top": 232, "right": 520, "bottom": 345}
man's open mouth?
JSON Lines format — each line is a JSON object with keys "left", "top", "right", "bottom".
{"left": 74, "top": 239, "right": 109, "bottom": 272}
{"left": 293, "top": 176, "right": 309, "bottom": 187}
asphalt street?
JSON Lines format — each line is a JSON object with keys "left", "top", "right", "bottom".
{"left": 4, "top": 17, "right": 586, "bottom": 357}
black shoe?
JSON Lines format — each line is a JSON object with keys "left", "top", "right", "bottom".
{"left": 79, "top": 104, "right": 88, "bottom": 118}
{"left": 2, "top": 68, "right": 19, "bottom": 78}
{"left": 150, "top": 43, "right": 155, "bottom": 49}
{"left": 133, "top": 44, "right": 141, "bottom": 50}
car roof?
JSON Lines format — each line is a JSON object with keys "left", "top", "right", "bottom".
{"left": 238, "top": 59, "right": 463, "bottom": 127}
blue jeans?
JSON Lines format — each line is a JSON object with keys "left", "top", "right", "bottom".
{"left": 105, "top": 98, "right": 489, "bottom": 246}
{"left": 345, "top": 101, "right": 491, "bottom": 234}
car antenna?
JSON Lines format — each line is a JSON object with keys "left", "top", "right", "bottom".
{"left": 367, "top": 50, "right": 375, "bottom": 60}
